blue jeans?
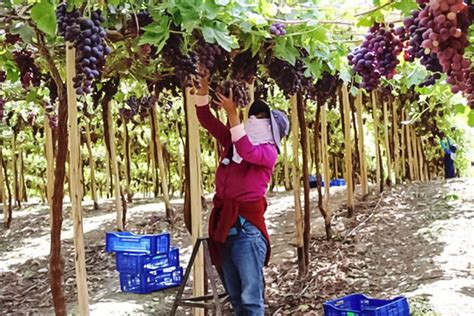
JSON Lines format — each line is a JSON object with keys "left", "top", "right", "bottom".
{"left": 220, "top": 221, "right": 267, "bottom": 316}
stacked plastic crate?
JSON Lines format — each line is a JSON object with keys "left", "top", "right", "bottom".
{"left": 105, "top": 231, "right": 183, "bottom": 294}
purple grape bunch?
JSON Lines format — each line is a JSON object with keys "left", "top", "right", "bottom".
{"left": 162, "top": 33, "right": 200, "bottom": 88}
{"left": 348, "top": 23, "right": 403, "bottom": 91}
{"left": 269, "top": 23, "right": 287, "bottom": 36}
{"left": 56, "top": 4, "right": 111, "bottom": 96}
{"left": 13, "top": 50, "right": 42, "bottom": 89}
{"left": 0, "top": 98, "right": 5, "bottom": 122}
{"left": 0, "top": 71, "right": 6, "bottom": 84}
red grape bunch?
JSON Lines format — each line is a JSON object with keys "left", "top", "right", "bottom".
{"left": 267, "top": 58, "right": 312, "bottom": 96}
{"left": 162, "top": 33, "right": 200, "bottom": 88}
{"left": 121, "top": 95, "right": 156, "bottom": 123}
{"left": 214, "top": 80, "right": 251, "bottom": 108}
{"left": 195, "top": 40, "right": 227, "bottom": 78}
{"left": 400, "top": 8, "right": 443, "bottom": 87}
{"left": 269, "top": 23, "right": 287, "bottom": 36}
{"left": 231, "top": 50, "right": 259, "bottom": 84}
{"left": 13, "top": 50, "right": 42, "bottom": 89}
{"left": 348, "top": 23, "right": 403, "bottom": 91}
{"left": 57, "top": 4, "right": 111, "bottom": 95}
{"left": 413, "top": 0, "right": 473, "bottom": 106}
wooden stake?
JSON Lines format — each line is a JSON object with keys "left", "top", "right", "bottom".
{"left": 417, "top": 137, "right": 425, "bottom": 182}
{"left": 122, "top": 121, "right": 132, "bottom": 203}
{"left": 283, "top": 138, "right": 290, "bottom": 190}
{"left": 107, "top": 101, "right": 124, "bottom": 230}
{"left": 400, "top": 109, "right": 406, "bottom": 180}
{"left": 321, "top": 103, "right": 332, "bottom": 237}
{"left": 410, "top": 126, "right": 418, "bottom": 181}
{"left": 0, "top": 146, "right": 7, "bottom": 226}
{"left": 290, "top": 95, "right": 305, "bottom": 274}
{"left": 355, "top": 92, "right": 368, "bottom": 196}
{"left": 151, "top": 104, "right": 172, "bottom": 217}
{"left": 371, "top": 91, "right": 382, "bottom": 192}
{"left": 185, "top": 88, "right": 204, "bottom": 316}
{"left": 382, "top": 100, "right": 392, "bottom": 185}
{"left": 66, "top": 44, "right": 90, "bottom": 315}
{"left": 297, "top": 94, "right": 311, "bottom": 268}
{"left": 84, "top": 121, "right": 99, "bottom": 210}
{"left": 342, "top": 85, "right": 354, "bottom": 216}
{"left": 12, "top": 132, "right": 20, "bottom": 208}
{"left": 392, "top": 100, "right": 400, "bottom": 183}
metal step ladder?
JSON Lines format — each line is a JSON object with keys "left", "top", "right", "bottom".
{"left": 170, "top": 237, "right": 231, "bottom": 315}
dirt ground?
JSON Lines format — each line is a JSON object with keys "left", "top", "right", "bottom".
{"left": 1, "top": 178, "right": 473, "bottom": 315}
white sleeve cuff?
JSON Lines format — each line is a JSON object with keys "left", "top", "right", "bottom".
{"left": 230, "top": 124, "right": 246, "bottom": 142}
{"left": 195, "top": 94, "right": 209, "bottom": 107}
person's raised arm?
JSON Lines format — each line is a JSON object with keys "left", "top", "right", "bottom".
{"left": 194, "top": 72, "right": 230, "bottom": 146}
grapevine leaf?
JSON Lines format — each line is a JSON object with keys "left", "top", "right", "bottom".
{"left": 201, "top": 2, "right": 220, "bottom": 20}
{"left": 31, "top": 0, "right": 57, "bottom": 37}
{"left": 393, "top": 0, "right": 418, "bottom": 15}
{"left": 406, "top": 68, "right": 427, "bottom": 87}
{"left": 140, "top": 18, "right": 170, "bottom": 53}
{"left": 453, "top": 103, "right": 466, "bottom": 114}
{"left": 202, "top": 21, "right": 238, "bottom": 52}
{"left": 274, "top": 37, "right": 299, "bottom": 65}
{"left": 468, "top": 110, "right": 474, "bottom": 127}
{"left": 13, "top": 23, "right": 36, "bottom": 44}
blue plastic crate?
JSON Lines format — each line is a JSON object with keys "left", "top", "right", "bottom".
{"left": 119, "top": 265, "right": 183, "bottom": 294}
{"left": 105, "top": 231, "right": 170, "bottom": 255}
{"left": 116, "top": 247, "right": 180, "bottom": 273}
{"left": 323, "top": 294, "right": 410, "bottom": 316}
{"left": 336, "top": 178, "right": 346, "bottom": 186}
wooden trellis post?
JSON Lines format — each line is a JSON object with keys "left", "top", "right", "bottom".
{"left": 65, "top": 44, "right": 90, "bottom": 315}
{"left": 151, "top": 104, "right": 172, "bottom": 218}
{"left": 392, "top": 99, "right": 400, "bottom": 183}
{"left": 411, "top": 126, "right": 419, "bottom": 181}
{"left": 184, "top": 88, "right": 204, "bottom": 316}
{"left": 283, "top": 138, "right": 290, "bottom": 190}
{"left": 382, "top": 100, "right": 392, "bottom": 185}
{"left": 342, "top": 84, "right": 354, "bottom": 216}
{"left": 355, "top": 92, "right": 368, "bottom": 197}
{"left": 84, "top": 121, "right": 99, "bottom": 209}
{"left": 321, "top": 103, "right": 331, "bottom": 236}
{"left": 371, "top": 91, "right": 382, "bottom": 192}
{"left": 122, "top": 121, "right": 132, "bottom": 203}
{"left": 400, "top": 109, "right": 406, "bottom": 179}
{"left": 290, "top": 94, "right": 305, "bottom": 274}
{"left": 0, "top": 146, "right": 7, "bottom": 226}
{"left": 107, "top": 101, "right": 124, "bottom": 230}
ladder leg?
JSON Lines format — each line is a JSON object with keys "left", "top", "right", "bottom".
{"left": 203, "top": 240, "right": 222, "bottom": 316}
{"left": 170, "top": 238, "right": 202, "bottom": 315}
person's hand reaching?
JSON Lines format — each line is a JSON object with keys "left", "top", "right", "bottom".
{"left": 215, "top": 90, "right": 240, "bottom": 127}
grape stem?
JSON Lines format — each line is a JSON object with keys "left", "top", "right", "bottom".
{"left": 354, "top": 0, "right": 395, "bottom": 17}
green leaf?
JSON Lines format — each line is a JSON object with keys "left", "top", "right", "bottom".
{"left": 139, "top": 18, "right": 170, "bottom": 53}
{"left": 393, "top": 0, "right": 418, "bottom": 15}
{"left": 10, "top": 21, "right": 35, "bottom": 44}
{"left": 468, "top": 110, "right": 474, "bottom": 127}
{"left": 202, "top": 21, "right": 238, "bottom": 52}
{"left": 406, "top": 68, "right": 427, "bottom": 87}
{"left": 454, "top": 103, "right": 466, "bottom": 114}
{"left": 274, "top": 37, "right": 299, "bottom": 65}
{"left": 31, "top": 0, "right": 57, "bottom": 37}
{"left": 214, "top": 0, "right": 230, "bottom": 6}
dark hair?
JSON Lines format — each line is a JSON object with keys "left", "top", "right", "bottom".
{"left": 248, "top": 100, "right": 270, "bottom": 117}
